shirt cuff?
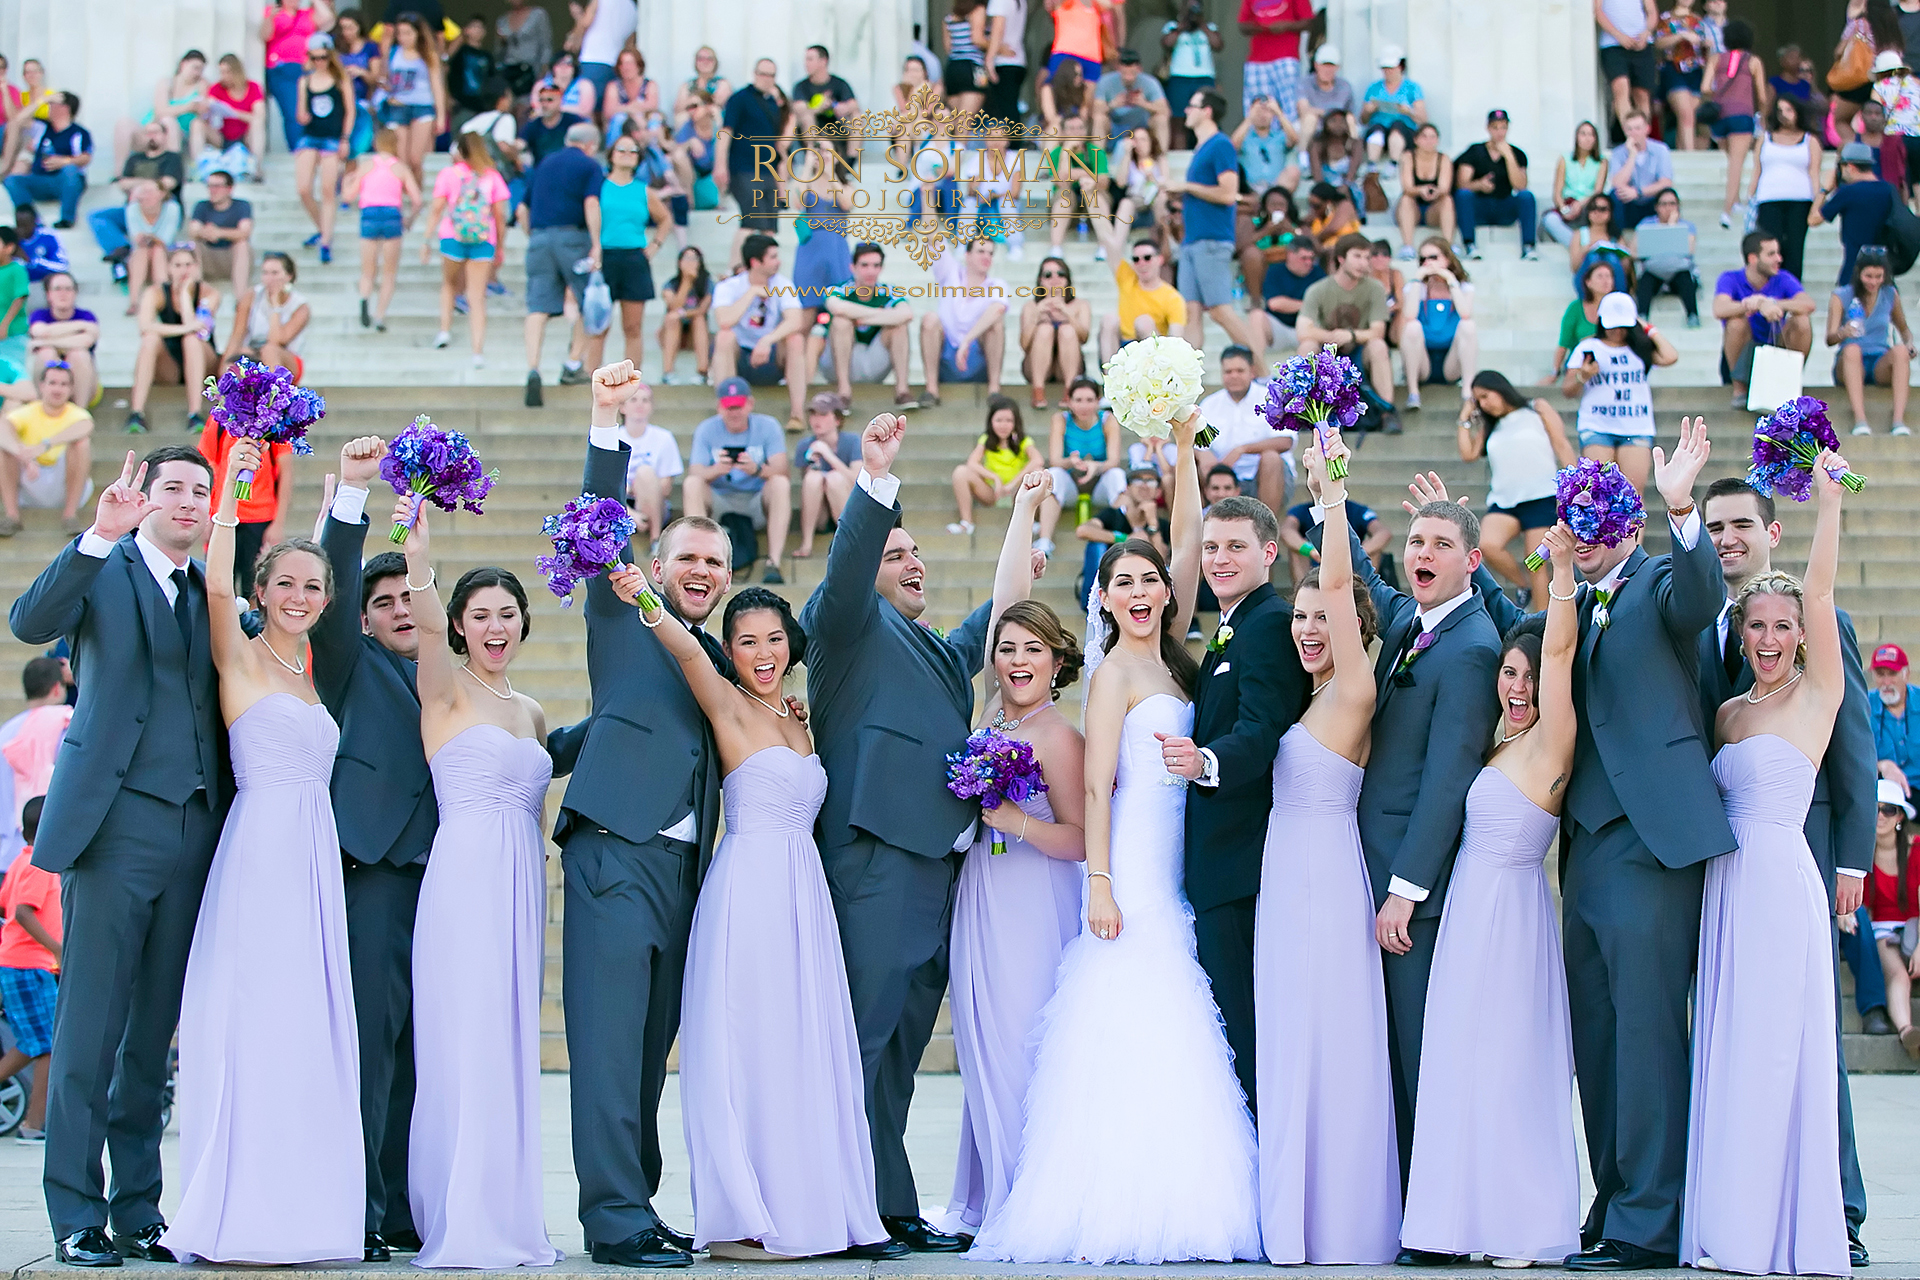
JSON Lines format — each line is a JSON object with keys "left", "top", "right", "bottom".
{"left": 1196, "top": 747, "right": 1220, "bottom": 789}
{"left": 857, "top": 469, "right": 901, "bottom": 508}
{"left": 1836, "top": 867, "right": 1867, "bottom": 879}
{"left": 330, "top": 483, "right": 369, "bottom": 526}
{"left": 589, "top": 425, "right": 622, "bottom": 453}
{"left": 77, "top": 530, "right": 114, "bottom": 559}
{"left": 1670, "top": 507, "right": 1701, "bottom": 550}
{"left": 1387, "top": 876, "right": 1431, "bottom": 903}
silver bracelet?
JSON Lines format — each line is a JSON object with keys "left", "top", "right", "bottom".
{"left": 1088, "top": 870, "right": 1112, "bottom": 884}
{"left": 405, "top": 567, "right": 436, "bottom": 592}
{"left": 210, "top": 514, "right": 240, "bottom": 528}
{"left": 1019, "top": 814, "right": 1030, "bottom": 844}
{"left": 1548, "top": 584, "right": 1578, "bottom": 601}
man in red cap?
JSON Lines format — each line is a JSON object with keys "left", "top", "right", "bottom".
{"left": 1871, "top": 643, "right": 1918, "bottom": 796}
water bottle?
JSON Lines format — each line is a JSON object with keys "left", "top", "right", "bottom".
{"left": 1076, "top": 492, "right": 1092, "bottom": 525}
{"left": 573, "top": 256, "right": 597, "bottom": 276}
{"left": 195, "top": 303, "right": 214, "bottom": 343}
{"left": 1845, "top": 297, "right": 1866, "bottom": 341}
{"left": 1231, "top": 277, "right": 1246, "bottom": 307}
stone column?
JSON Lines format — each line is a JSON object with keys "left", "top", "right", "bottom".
{"left": 639, "top": 0, "right": 916, "bottom": 119}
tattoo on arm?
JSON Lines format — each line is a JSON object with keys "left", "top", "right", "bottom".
{"left": 1550, "top": 773, "right": 1566, "bottom": 795}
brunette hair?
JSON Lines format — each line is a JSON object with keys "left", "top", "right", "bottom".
{"left": 983, "top": 394, "right": 1028, "bottom": 456}
{"left": 1293, "top": 566, "right": 1380, "bottom": 645}
{"left": 722, "top": 586, "right": 807, "bottom": 670}
{"left": 993, "top": 599, "right": 1085, "bottom": 696}
{"left": 447, "top": 566, "right": 532, "bottom": 652}
{"left": 253, "top": 537, "right": 334, "bottom": 606}
{"left": 1095, "top": 540, "right": 1199, "bottom": 695}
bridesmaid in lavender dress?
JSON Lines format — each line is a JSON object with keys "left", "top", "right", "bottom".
{"left": 947, "top": 471, "right": 1088, "bottom": 1237}
{"left": 1255, "top": 431, "right": 1400, "bottom": 1265}
{"left": 1400, "top": 524, "right": 1582, "bottom": 1267}
{"left": 399, "top": 503, "right": 559, "bottom": 1269}
{"left": 1685, "top": 450, "right": 1853, "bottom": 1278}
{"left": 609, "top": 570, "right": 897, "bottom": 1262}
{"left": 162, "top": 439, "right": 363, "bottom": 1264}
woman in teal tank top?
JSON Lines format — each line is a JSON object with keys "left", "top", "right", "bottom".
{"left": 1044, "top": 376, "right": 1126, "bottom": 554}
{"left": 600, "top": 135, "right": 672, "bottom": 367}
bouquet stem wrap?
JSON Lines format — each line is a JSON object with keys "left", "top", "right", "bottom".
{"left": 380, "top": 415, "right": 499, "bottom": 543}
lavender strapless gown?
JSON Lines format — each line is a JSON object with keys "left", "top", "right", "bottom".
{"left": 679, "top": 746, "right": 886, "bottom": 1257}
{"left": 1401, "top": 766, "right": 1581, "bottom": 1263}
{"left": 946, "top": 791, "right": 1082, "bottom": 1232}
{"left": 1683, "top": 734, "right": 1849, "bottom": 1277}
{"left": 408, "top": 724, "right": 559, "bottom": 1268}
{"left": 1255, "top": 722, "right": 1400, "bottom": 1265}
{"left": 162, "top": 693, "right": 363, "bottom": 1264}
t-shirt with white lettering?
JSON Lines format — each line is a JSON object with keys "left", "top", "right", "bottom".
{"left": 1567, "top": 337, "right": 1655, "bottom": 440}
{"left": 932, "top": 248, "right": 1010, "bottom": 346}
{"left": 712, "top": 271, "right": 798, "bottom": 345}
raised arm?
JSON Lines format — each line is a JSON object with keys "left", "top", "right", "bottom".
{"left": 1307, "top": 431, "right": 1375, "bottom": 729}
{"left": 612, "top": 565, "right": 750, "bottom": 734}
{"left": 1801, "top": 449, "right": 1848, "bottom": 718}
{"left": 206, "top": 439, "right": 260, "bottom": 672}
{"left": 798, "top": 412, "right": 902, "bottom": 647}
{"left": 1651, "top": 415, "right": 1724, "bottom": 638}
{"left": 312, "top": 436, "right": 384, "bottom": 703}
{"left": 398, "top": 498, "right": 458, "bottom": 718}
{"left": 989, "top": 469, "right": 1052, "bottom": 638}
{"left": 10, "top": 452, "right": 154, "bottom": 644}
{"left": 1533, "top": 524, "right": 1580, "bottom": 782}
{"left": 1167, "top": 412, "right": 1201, "bottom": 641}
{"left": 1081, "top": 665, "right": 1126, "bottom": 942}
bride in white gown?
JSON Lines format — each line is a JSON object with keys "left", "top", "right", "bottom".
{"left": 969, "top": 411, "right": 1262, "bottom": 1266}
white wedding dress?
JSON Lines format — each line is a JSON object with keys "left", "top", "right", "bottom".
{"left": 968, "top": 694, "right": 1262, "bottom": 1264}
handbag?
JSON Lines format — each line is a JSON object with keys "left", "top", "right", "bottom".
{"left": 1829, "top": 30, "right": 1874, "bottom": 93}
{"left": 1745, "top": 334, "right": 1806, "bottom": 413}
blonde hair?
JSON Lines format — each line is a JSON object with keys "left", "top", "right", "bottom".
{"left": 372, "top": 125, "right": 400, "bottom": 155}
{"left": 1731, "top": 569, "right": 1808, "bottom": 667}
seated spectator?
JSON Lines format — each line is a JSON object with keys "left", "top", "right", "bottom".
{"left": 3, "top": 92, "right": 89, "bottom": 229}
{"left": 670, "top": 88, "right": 720, "bottom": 217}
{"left": 0, "top": 794, "right": 62, "bottom": 1141}
{"left": 118, "top": 182, "right": 181, "bottom": 318}
{"left": 0, "top": 232, "right": 26, "bottom": 378}
{"left": 1093, "top": 211, "right": 1186, "bottom": 365}
{"left": 1302, "top": 179, "right": 1361, "bottom": 254}
{"left": 1828, "top": 248, "right": 1913, "bottom": 438}
{"left": 1873, "top": 644, "right": 1920, "bottom": 795}
{"left": 520, "top": 80, "right": 589, "bottom": 167}
{"left": 1631, "top": 189, "right": 1700, "bottom": 326}
{"left": 88, "top": 122, "right": 186, "bottom": 286}
{"left": 1399, "top": 237, "right": 1477, "bottom": 410}
{"left": 1280, "top": 495, "right": 1387, "bottom": 586}
{"left": 1047, "top": 377, "right": 1126, "bottom": 528}
{"left": 1296, "top": 43, "right": 1356, "bottom": 143}
{"left": 812, "top": 241, "right": 916, "bottom": 406}
{"left": 1295, "top": 233, "right": 1400, "bottom": 432}
{"left": 606, "top": 48, "right": 665, "bottom": 149}
{"left": 187, "top": 170, "right": 255, "bottom": 295}
{"left": 1542, "top": 120, "right": 1610, "bottom": 246}
{"left": 1105, "top": 126, "right": 1172, "bottom": 251}
{"left": 1551, "top": 259, "right": 1617, "bottom": 386}
{"left": 1607, "top": 109, "right": 1674, "bottom": 231}
{"left": 1236, "top": 184, "right": 1296, "bottom": 302}
{"left": 128, "top": 244, "right": 221, "bottom": 433}
{"left": 1713, "top": 229, "right": 1814, "bottom": 405}
{"left": 1395, "top": 122, "right": 1455, "bottom": 258}
{"left": 1866, "top": 780, "right": 1919, "bottom": 1057}
{"left": 1369, "top": 238, "right": 1407, "bottom": 349}
{"left": 1304, "top": 109, "right": 1364, "bottom": 209}
{"left": 196, "top": 412, "right": 293, "bottom": 593}
{"left": 1197, "top": 345, "right": 1290, "bottom": 514}
{"left": 684, "top": 378, "right": 791, "bottom": 583}
{"left": 1203, "top": 462, "right": 1243, "bottom": 508}
{"left": 11, "top": 207, "right": 68, "bottom": 288}
{"left": 950, "top": 393, "right": 1047, "bottom": 536}
{"left": 1254, "top": 231, "right": 1324, "bottom": 353}
{"left": 1, "top": 59, "right": 56, "bottom": 179}
{"left": 1094, "top": 51, "right": 1169, "bottom": 150}
{"left": 1234, "top": 96, "right": 1299, "bottom": 203}
{"left": 1569, "top": 194, "right": 1636, "bottom": 298}
{"left": 1455, "top": 370, "right": 1576, "bottom": 602}
{"left": 891, "top": 55, "right": 936, "bottom": 129}
{"left": 1811, "top": 142, "right": 1897, "bottom": 287}
{"left": 222, "top": 250, "right": 309, "bottom": 382}
{"left": 195, "top": 55, "right": 266, "bottom": 183}
{"left": 657, "top": 245, "right": 712, "bottom": 385}
{"left": 1454, "top": 109, "right": 1537, "bottom": 261}
{"left": 1359, "top": 46, "right": 1424, "bottom": 163}
{"left": 795, "top": 392, "right": 861, "bottom": 559}
{"left": 711, "top": 233, "right": 808, "bottom": 431}
{"left": 1076, "top": 465, "right": 1169, "bottom": 595}
{"left": 1562, "top": 291, "right": 1677, "bottom": 492}
{"left": 920, "top": 237, "right": 1009, "bottom": 404}
{"left": 791, "top": 45, "right": 857, "bottom": 144}
{"left": 25, "top": 273, "right": 98, "bottom": 410}
{"left": 0, "top": 360, "right": 92, "bottom": 536}
{"left": 614, "top": 380, "right": 683, "bottom": 546}
{"left": 674, "top": 44, "right": 732, "bottom": 124}
{"left": 1018, "top": 256, "right": 1093, "bottom": 410}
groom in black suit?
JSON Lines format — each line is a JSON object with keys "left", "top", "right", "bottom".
{"left": 10, "top": 448, "right": 229, "bottom": 1267}
{"left": 1156, "top": 496, "right": 1309, "bottom": 1111}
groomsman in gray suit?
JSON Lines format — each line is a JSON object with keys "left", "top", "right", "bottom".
{"left": 1699, "top": 476, "right": 1876, "bottom": 1268}
{"left": 557, "top": 363, "right": 731, "bottom": 1268}
{"left": 1307, "top": 474, "right": 1500, "bottom": 1224}
{"left": 10, "top": 448, "right": 228, "bottom": 1267}
{"left": 1474, "top": 418, "right": 1732, "bottom": 1271}
{"left": 801, "top": 412, "right": 992, "bottom": 1251}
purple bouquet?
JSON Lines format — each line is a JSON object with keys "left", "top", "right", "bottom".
{"left": 536, "top": 493, "right": 657, "bottom": 613}
{"left": 201, "top": 357, "right": 322, "bottom": 500}
{"left": 1525, "top": 458, "right": 1645, "bottom": 570}
{"left": 945, "top": 728, "right": 1049, "bottom": 855}
{"left": 1749, "top": 395, "right": 1866, "bottom": 502}
{"left": 1256, "top": 345, "right": 1364, "bottom": 479}
{"left": 380, "top": 414, "right": 499, "bottom": 543}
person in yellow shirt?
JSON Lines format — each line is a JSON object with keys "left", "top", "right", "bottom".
{"left": 0, "top": 360, "right": 93, "bottom": 536}
{"left": 1091, "top": 207, "right": 1265, "bottom": 366}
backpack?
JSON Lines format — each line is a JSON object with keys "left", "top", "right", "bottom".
{"left": 449, "top": 168, "right": 493, "bottom": 245}
{"left": 1885, "top": 194, "right": 1920, "bottom": 276}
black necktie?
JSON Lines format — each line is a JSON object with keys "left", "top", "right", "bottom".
{"left": 1722, "top": 615, "right": 1743, "bottom": 684}
{"left": 171, "top": 568, "right": 193, "bottom": 651}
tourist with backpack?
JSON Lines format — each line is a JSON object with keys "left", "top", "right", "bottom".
{"left": 421, "top": 132, "right": 509, "bottom": 368}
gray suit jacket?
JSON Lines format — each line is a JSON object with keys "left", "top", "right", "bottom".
{"left": 800, "top": 482, "right": 991, "bottom": 859}
{"left": 10, "top": 535, "right": 229, "bottom": 871}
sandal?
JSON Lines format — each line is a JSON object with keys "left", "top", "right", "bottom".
{"left": 893, "top": 391, "right": 918, "bottom": 408}
{"left": 1902, "top": 1025, "right": 1920, "bottom": 1060}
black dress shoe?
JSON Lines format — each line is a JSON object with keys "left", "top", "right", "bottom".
{"left": 385, "top": 1228, "right": 423, "bottom": 1252}
{"left": 1397, "top": 1249, "right": 1470, "bottom": 1266}
{"left": 111, "top": 1225, "right": 173, "bottom": 1263}
{"left": 880, "top": 1215, "right": 969, "bottom": 1252}
{"left": 1848, "top": 1225, "right": 1870, "bottom": 1268}
{"left": 589, "top": 1229, "right": 694, "bottom": 1268}
{"left": 838, "top": 1238, "right": 913, "bottom": 1260}
{"left": 656, "top": 1225, "right": 695, "bottom": 1254}
{"left": 55, "top": 1228, "right": 121, "bottom": 1268}
{"left": 364, "top": 1231, "right": 391, "bottom": 1262}
{"left": 1564, "top": 1239, "right": 1678, "bottom": 1271}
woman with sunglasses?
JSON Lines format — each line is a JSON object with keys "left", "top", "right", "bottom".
{"left": 599, "top": 131, "right": 674, "bottom": 370}
{"left": 1019, "top": 257, "right": 1091, "bottom": 410}
{"left": 1868, "top": 781, "right": 1920, "bottom": 1058}
{"left": 294, "top": 37, "right": 356, "bottom": 265}
{"left": 673, "top": 46, "right": 731, "bottom": 124}
{"left": 1398, "top": 237, "right": 1476, "bottom": 411}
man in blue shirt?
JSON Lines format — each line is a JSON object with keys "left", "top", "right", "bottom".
{"left": 1812, "top": 144, "right": 1897, "bottom": 287}
{"left": 1255, "top": 231, "right": 1323, "bottom": 352}
{"left": 4, "top": 94, "right": 89, "bottom": 228}
{"left": 685, "top": 377, "right": 792, "bottom": 582}
{"left": 12, "top": 207, "right": 70, "bottom": 286}
{"left": 522, "top": 123, "right": 604, "bottom": 408}
{"left": 1173, "top": 88, "right": 1260, "bottom": 365}
{"left": 1872, "top": 644, "right": 1920, "bottom": 794}
{"left": 715, "top": 59, "right": 790, "bottom": 267}
{"left": 1711, "top": 230, "right": 1815, "bottom": 404}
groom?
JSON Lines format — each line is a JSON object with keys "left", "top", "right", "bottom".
{"left": 1156, "top": 496, "right": 1309, "bottom": 1110}
{"left": 801, "top": 412, "right": 992, "bottom": 1251}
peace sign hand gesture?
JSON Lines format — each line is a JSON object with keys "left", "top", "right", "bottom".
{"left": 91, "top": 451, "right": 157, "bottom": 542}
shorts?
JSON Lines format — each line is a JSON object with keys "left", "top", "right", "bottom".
{"left": 1599, "top": 43, "right": 1659, "bottom": 91}
{"left": 1578, "top": 428, "right": 1655, "bottom": 449}
{"left": 939, "top": 335, "right": 991, "bottom": 384}
{"left": 525, "top": 226, "right": 593, "bottom": 315}
{"left": 601, "top": 247, "right": 656, "bottom": 303}
{"left": 1366, "top": 118, "right": 1419, "bottom": 152}
{"left": 707, "top": 484, "right": 769, "bottom": 528}
{"left": 1257, "top": 311, "right": 1299, "bottom": 352}
{"left": 383, "top": 101, "right": 436, "bottom": 126}
{"left": 1049, "top": 464, "right": 1127, "bottom": 510}
{"left": 1242, "top": 57, "right": 1301, "bottom": 120}
{"left": 1047, "top": 52, "right": 1102, "bottom": 83}
{"left": 1177, "top": 237, "right": 1237, "bottom": 308}
{"left": 1837, "top": 81, "right": 1875, "bottom": 106}
{"left": 1485, "top": 494, "right": 1557, "bottom": 529}
{"left": 1710, "top": 112, "right": 1755, "bottom": 139}
{"left": 945, "top": 58, "right": 985, "bottom": 97}
{"left": 294, "top": 134, "right": 342, "bottom": 153}
{"left": 359, "top": 204, "right": 404, "bottom": 240}
{"left": 200, "top": 243, "right": 236, "bottom": 282}
{"left": 732, "top": 339, "right": 788, "bottom": 385}
{"left": 439, "top": 237, "right": 496, "bottom": 261}
{"left": 731, "top": 172, "right": 779, "bottom": 231}
{"left": 1420, "top": 345, "right": 1456, "bottom": 384}
{"left": 0, "top": 967, "right": 55, "bottom": 1058}
{"left": 820, "top": 338, "right": 895, "bottom": 382}
{"left": 16, "top": 452, "right": 93, "bottom": 511}
{"left": 1658, "top": 64, "right": 1704, "bottom": 98}
{"left": 1836, "top": 346, "right": 1892, "bottom": 383}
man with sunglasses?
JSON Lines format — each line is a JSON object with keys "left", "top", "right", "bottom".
{"left": 1091, "top": 209, "right": 1190, "bottom": 365}
{"left": 520, "top": 83, "right": 589, "bottom": 167}
{"left": 0, "top": 360, "right": 93, "bottom": 538}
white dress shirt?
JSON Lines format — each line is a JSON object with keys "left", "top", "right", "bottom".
{"left": 79, "top": 527, "right": 190, "bottom": 601}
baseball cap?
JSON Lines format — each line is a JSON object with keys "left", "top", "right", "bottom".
{"left": 1879, "top": 778, "right": 1916, "bottom": 819}
{"left": 715, "top": 376, "right": 751, "bottom": 408}
{"left": 1378, "top": 44, "right": 1405, "bottom": 68}
{"left": 1119, "top": 48, "right": 1142, "bottom": 65}
{"left": 307, "top": 33, "right": 334, "bottom": 52}
{"left": 1487, "top": 108, "right": 1511, "bottom": 124}
{"left": 1841, "top": 141, "right": 1877, "bottom": 167}
{"left": 1873, "top": 643, "right": 1909, "bottom": 671}
{"left": 1314, "top": 45, "right": 1341, "bottom": 65}
{"left": 806, "top": 392, "right": 848, "bottom": 417}
{"left": 1597, "top": 291, "right": 1638, "bottom": 329}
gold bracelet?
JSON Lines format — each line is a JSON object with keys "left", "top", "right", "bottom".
{"left": 210, "top": 514, "right": 240, "bottom": 528}
{"left": 405, "top": 567, "right": 436, "bottom": 592}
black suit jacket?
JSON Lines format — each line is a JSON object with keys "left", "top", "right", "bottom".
{"left": 10, "top": 535, "right": 230, "bottom": 872}
{"left": 1185, "top": 581, "right": 1310, "bottom": 912}
{"left": 313, "top": 514, "right": 439, "bottom": 866}
{"left": 1698, "top": 606, "right": 1876, "bottom": 887}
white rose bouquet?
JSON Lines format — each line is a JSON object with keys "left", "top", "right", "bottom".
{"left": 1101, "top": 335, "right": 1215, "bottom": 445}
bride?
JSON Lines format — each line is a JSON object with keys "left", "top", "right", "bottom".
{"left": 969, "top": 410, "right": 1262, "bottom": 1265}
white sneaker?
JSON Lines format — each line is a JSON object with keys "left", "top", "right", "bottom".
{"left": 946, "top": 520, "right": 975, "bottom": 535}
{"left": 1853, "top": 422, "right": 1874, "bottom": 436}
{"left": 471, "top": 353, "right": 486, "bottom": 369}
{"left": 661, "top": 371, "right": 679, "bottom": 385}
{"left": 433, "top": 330, "right": 451, "bottom": 349}
{"left": 1720, "top": 210, "right": 1733, "bottom": 228}
{"left": 1490, "top": 1259, "right": 1533, "bottom": 1270}
{"left": 1093, "top": 246, "right": 1108, "bottom": 262}
{"left": 1405, "top": 389, "right": 1422, "bottom": 410}
{"left": 1894, "top": 422, "right": 1913, "bottom": 436}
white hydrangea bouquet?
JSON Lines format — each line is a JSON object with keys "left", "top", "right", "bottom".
{"left": 1102, "top": 335, "right": 1215, "bottom": 445}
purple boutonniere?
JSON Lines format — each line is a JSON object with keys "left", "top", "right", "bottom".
{"left": 1393, "top": 628, "right": 1437, "bottom": 681}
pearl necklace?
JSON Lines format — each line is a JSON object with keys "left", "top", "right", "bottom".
{"left": 254, "top": 633, "right": 306, "bottom": 675}
{"left": 1497, "top": 723, "right": 1533, "bottom": 746}
{"left": 745, "top": 689, "right": 791, "bottom": 718}
{"left": 1745, "top": 669, "right": 1802, "bottom": 704}
{"left": 1309, "top": 677, "right": 1333, "bottom": 698}
{"left": 462, "top": 665, "right": 515, "bottom": 701}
